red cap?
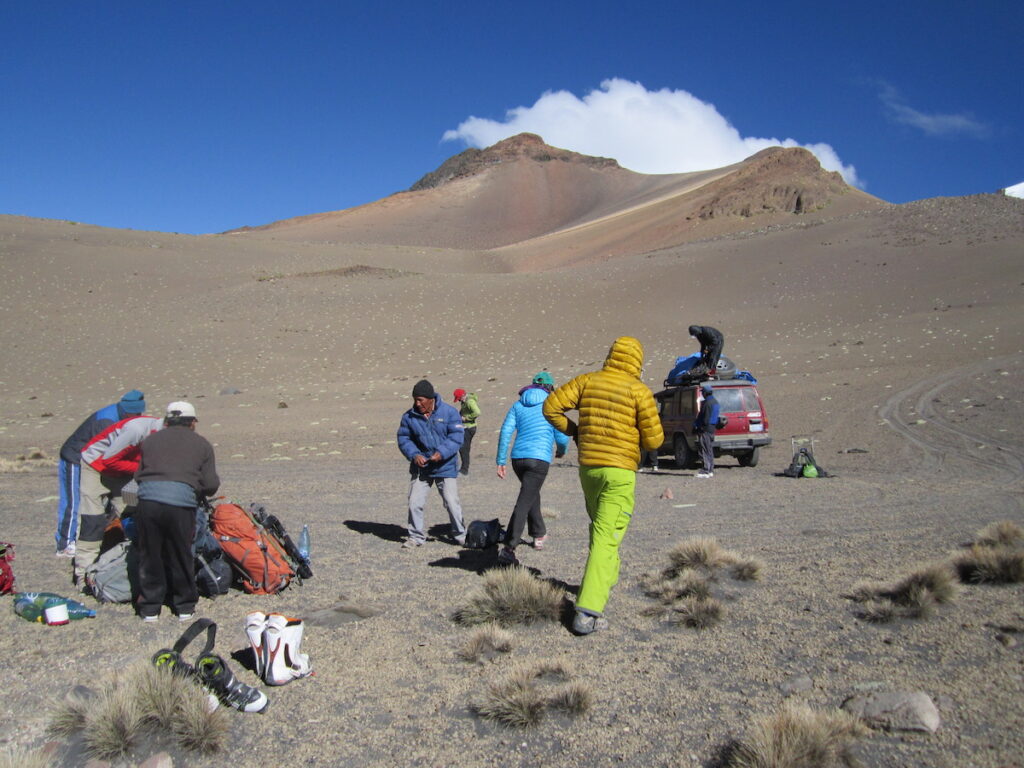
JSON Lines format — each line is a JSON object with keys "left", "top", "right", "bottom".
{"left": 453, "top": 389, "right": 467, "bottom": 401}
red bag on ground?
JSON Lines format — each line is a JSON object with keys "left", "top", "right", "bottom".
{"left": 210, "top": 504, "right": 294, "bottom": 595}
{"left": 0, "top": 542, "right": 15, "bottom": 595}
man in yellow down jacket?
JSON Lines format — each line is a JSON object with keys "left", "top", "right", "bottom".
{"left": 543, "top": 336, "right": 664, "bottom": 635}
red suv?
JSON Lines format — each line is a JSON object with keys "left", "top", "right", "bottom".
{"left": 653, "top": 379, "right": 771, "bottom": 468}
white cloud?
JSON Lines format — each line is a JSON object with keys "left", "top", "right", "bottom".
{"left": 1005, "top": 181, "right": 1024, "bottom": 199}
{"left": 443, "top": 78, "right": 861, "bottom": 187}
{"left": 879, "top": 84, "right": 990, "bottom": 138}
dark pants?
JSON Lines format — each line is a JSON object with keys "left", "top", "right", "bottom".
{"left": 504, "top": 458, "right": 550, "bottom": 548}
{"left": 135, "top": 499, "right": 197, "bottom": 617}
{"left": 697, "top": 430, "right": 715, "bottom": 473}
{"left": 701, "top": 340, "right": 723, "bottom": 374}
{"left": 459, "top": 426, "right": 476, "bottom": 474}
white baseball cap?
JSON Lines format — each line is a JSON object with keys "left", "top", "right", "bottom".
{"left": 166, "top": 401, "right": 197, "bottom": 419}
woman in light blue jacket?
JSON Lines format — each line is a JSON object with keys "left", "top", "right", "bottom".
{"left": 495, "top": 373, "right": 570, "bottom": 565}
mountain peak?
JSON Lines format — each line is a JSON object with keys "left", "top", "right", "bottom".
{"left": 409, "top": 133, "right": 620, "bottom": 191}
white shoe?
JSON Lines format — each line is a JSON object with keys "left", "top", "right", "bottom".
{"left": 696, "top": 471, "right": 714, "bottom": 479}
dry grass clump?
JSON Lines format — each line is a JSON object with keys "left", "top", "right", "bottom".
{"left": 973, "top": 520, "right": 1023, "bottom": 548}
{"left": 473, "top": 662, "right": 591, "bottom": 728}
{"left": 0, "top": 746, "right": 55, "bottom": 768}
{"left": 668, "top": 595, "right": 724, "bottom": 629}
{"left": 847, "top": 563, "right": 956, "bottom": 623}
{"left": 457, "top": 624, "right": 515, "bottom": 663}
{"left": 641, "top": 570, "right": 712, "bottom": 604}
{"left": 48, "top": 662, "right": 229, "bottom": 759}
{"left": 730, "top": 557, "right": 765, "bottom": 582}
{"left": 953, "top": 545, "right": 1024, "bottom": 584}
{"left": 666, "top": 536, "right": 734, "bottom": 575}
{"left": 453, "top": 568, "right": 566, "bottom": 626}
{"left": 83, "top": 679, "right": 144, "bottom": 760}
{"left": 725, "top": 701, "right": 870, "bottom": 768}
{"left": 643, "top": 537, "right": 761, "bottom": 628}
{"left": 48, "top": 686, "right": 92, "bottom": 737}
{"left": 889, "top": 563, "right": 959, "bottom": 604}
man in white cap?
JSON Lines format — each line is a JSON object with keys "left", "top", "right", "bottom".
{"left": 134, "top": 401, "right": 219, "bottom": 622}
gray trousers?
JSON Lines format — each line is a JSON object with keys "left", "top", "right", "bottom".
{"left": 75, "top": 464, "right": 127, "bottom": 582}
{"left": 698, "top": 430, "right": 715, "bottom": 473}
{"left": 407, "top": 475, "right": 465, "bottom": 543}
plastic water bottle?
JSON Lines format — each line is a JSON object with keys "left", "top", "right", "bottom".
{"left": 13, "top": 592, "right": 96, "bottom": 622}
{"left": 297, "top": 525, "right": 311, "bottom": 563}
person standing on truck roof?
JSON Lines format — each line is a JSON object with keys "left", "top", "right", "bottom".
{"left": 543, "top": 336, "right": 664, "bottom": 635}
{"left": 688, "top": 325, "right": 724, "bottom": 378}
{"left": 693, "top": 383, "right": 720, "bottom": 478}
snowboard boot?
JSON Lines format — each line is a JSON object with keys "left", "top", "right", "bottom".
{"left": 263, "top": 613, "right": 313, "bottom": 686}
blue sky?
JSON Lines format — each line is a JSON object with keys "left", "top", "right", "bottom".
{"left": 2, "top": 1, "right": 1020, "bottom": 234}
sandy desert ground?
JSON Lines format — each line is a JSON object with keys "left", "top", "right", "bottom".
{"left": 0, "top": 140, "right": 1022, "bottom": 767}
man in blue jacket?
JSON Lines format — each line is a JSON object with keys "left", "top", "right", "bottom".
{"left": 693, "top": 383, "right": 720, "bottom": 478}
{"left": 55, "top": 389, "right": 146, "bottom": 557}
{"left": 397, "top": 380, "right": 466, "bottom": 548}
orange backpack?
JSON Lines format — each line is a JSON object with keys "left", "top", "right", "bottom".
{"left": 210, "top": 503, "right": 294, "bottom": 595}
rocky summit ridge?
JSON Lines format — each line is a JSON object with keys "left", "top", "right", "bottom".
{"left": 408, "top": 133, "right": 621, "bottom": 191}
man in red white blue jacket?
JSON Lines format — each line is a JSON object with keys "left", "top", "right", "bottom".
{"left": 74, "top": 415, "right": 162, "bottom": 586}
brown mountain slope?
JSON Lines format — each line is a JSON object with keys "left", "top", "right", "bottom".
{"left": 227, "top": 134, "right": 882, "bottom": 266}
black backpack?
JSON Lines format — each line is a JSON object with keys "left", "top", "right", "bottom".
{"left": 782, "top": 447, "right": 827, "bottom": 478}
{"left": 194, "top": 503, "right": 231, "bottom": 596}
{"left": 465, "top": 519, "right": 503, "bottom": 549}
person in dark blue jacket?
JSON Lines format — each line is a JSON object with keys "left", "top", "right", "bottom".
{"left": 54, "top": 389, "right": 146, "bottom": 556}
{"left": 693, "top": 383, "right": 720, "bottom": 478}
{"left": 396, "top": 380, "right": 466, "bottom": 548}
{"left": 494, "top": 380, "right": 570, "bottom": 565}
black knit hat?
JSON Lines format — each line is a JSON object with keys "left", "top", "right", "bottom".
{"left": 412, "top": 379, "right": 435, "bottom": 399}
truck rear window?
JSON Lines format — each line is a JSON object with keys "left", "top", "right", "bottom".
{"left": 716, "top": 388, "right": 759, "bottom": 413}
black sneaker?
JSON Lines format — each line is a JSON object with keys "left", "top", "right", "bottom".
{"left": 196, "top": 653, "right": 269, "bottom": 714}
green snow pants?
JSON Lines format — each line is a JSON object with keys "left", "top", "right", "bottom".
{"left": 576, "top": 466, "right": 636, "bottom": 615}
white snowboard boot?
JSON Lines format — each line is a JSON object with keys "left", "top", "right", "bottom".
{"left": 263, "top": 612, "right": 312, "bottom": 685}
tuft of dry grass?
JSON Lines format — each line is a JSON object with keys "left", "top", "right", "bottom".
{"left": 546, "top": 681, "right": 592, "bottom": 715}
{"left": 642, "top": 570, "right": 712, "bottom": 604}
{"left": 725, "top": 701, "right": 870, "bottom": 768}
{"left": 0, "top": 746, "right": 55, "bottom": 768}
{"left": 172, "top": 687, "right": 231, "bottom": 754}
{"left": 83, "top": 678, "right": 144, "bottom": 760}
{"left": 730, "top": 557, "right": 765, "bottom": 582}
{"left": 454, "top": 568, "right": 566, "bottom": 626}
{"left": 48, "top": 686, "right": 93, "bottom": 737}
{"left": 855, "top": 599, "right": 897, "bottom": 624}
{"left": 457, "top": 624, "right": 515, "bottom": 663}
{"left": 48, "top": 662, "right": 229, "bottom": 759}
{"left": 846, "top": 581, "right": 886, "bottom": 604}
{"left": 954, "top": 545, "right": 1024, "bottom": 584}
{"left": 848, "top": 562, "right": 957, "bottom": 622}
{"left": 889, "top": 563, "right": 958, "bottom": 605}
{"left": 473, "top": 662, "right": 591, "bottom": 727}
{"left": 475, "top": 670, "right": 547, "bottom": 728}
{"left": 974, "top": 520, "right": 1023, "bottom": 548}
{"left": 668, "top": 595, "right": 723, "bottom": 629}
{"left": 666, "top": 536, "right": 733, "bottom": 575}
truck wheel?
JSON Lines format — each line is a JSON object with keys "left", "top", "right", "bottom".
{"left": 715, "top": 355, "right": 737, "bottom": 379}
{"left": 674, "top": 435, "right": 695, "bottom": 469}
{"left": 738, "top": 447, "right": 760, "bottom": 467}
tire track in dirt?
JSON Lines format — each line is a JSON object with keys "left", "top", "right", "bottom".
{"left": 879, "top": 354, "right": 1024, "bottom": 485}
